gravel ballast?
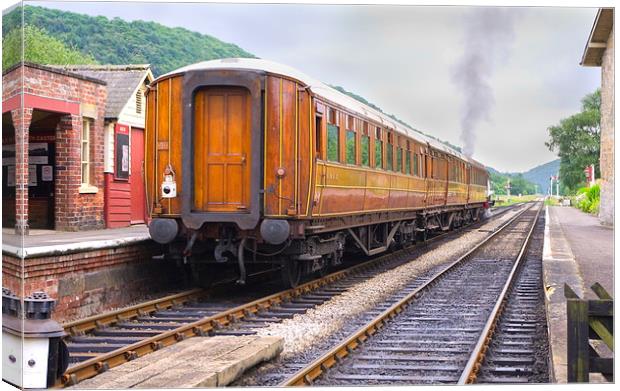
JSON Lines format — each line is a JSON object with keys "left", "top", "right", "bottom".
{"left": 235, "top": 207, "right": 525, "bottom": 386}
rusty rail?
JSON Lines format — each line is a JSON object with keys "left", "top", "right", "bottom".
{"left": 62, "top": 288, "right": 205, "bottom": 336}
{"left": 57, "top": 203, "right": 522, "bottom": 387}
{"left": 279, "top": 202, "right": 538, "bottom": 386}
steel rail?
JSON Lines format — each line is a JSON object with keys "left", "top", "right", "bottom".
{"left": 457, "top": 202, "right": 543, "bottom": 384}
{"left": 62, "top": 288, "right": 205, "bottom": 336}
{"left": 56, "top": 204, "right": 520, "bottom": 387}
{"left": 278, "top": 202, "right": 538, "bottom": 386}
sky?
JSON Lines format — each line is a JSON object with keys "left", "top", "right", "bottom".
{"left": 23, "top": 0, "right": 601, "bottom": 172}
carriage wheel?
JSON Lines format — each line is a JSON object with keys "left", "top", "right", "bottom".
{"left": 281, "top": 258, "right": 302, "bottom": 288}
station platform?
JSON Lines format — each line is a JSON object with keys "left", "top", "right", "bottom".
{"left": 2, "top": 225, "right": 150, "bottom": 258}
{"left": 1, "top": 224, "right": 179, "bottom": 321}
{"left": 542, "top": 205, "right": 614, "bottom": 383}
{"left": 70, "top": 335, "right": 283, "bottom": 388}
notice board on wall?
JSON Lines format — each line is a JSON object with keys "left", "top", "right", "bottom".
{"left": 115, "top": 124, "right": 130, "bottom": 180}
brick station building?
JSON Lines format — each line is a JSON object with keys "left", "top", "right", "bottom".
{"left": 2, "top": 62, "right": 152, "bottom": 233}
{"left": 581, "top": 8, "right": 614, "bottom": 226}
{"left": 3, "top": 62, "right": 107, "bottom": 233}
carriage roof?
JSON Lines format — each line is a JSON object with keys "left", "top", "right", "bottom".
{"left": 156, "top": 58, "right": 486, "bottom": 170}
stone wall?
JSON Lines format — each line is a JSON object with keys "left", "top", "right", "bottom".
{"left": 599, "top": 25, "right": 614, "bottom": 226}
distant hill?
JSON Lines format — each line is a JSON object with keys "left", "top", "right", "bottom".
{"left": 2, "top": 5, "right": 255, "bottom": 76}
{"left": 487, "top": 159, "right": 560, "bottom": 195}
{"left": 520, "top": 159, "right": 560, "bottom": 195}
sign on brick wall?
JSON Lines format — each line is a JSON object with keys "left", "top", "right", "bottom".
{"left": 115, "top": 124, "right": 130, "bottom": 180}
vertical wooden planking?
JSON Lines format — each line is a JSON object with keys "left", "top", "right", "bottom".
{"left": 265, "top": 76, "right": 281, "bottom": 216}
{"left": 145, "top": 85, "right": 156, "bottom": 215}
{"left": 280, "top": 79, "right": 296, "bottom": 215}
{"left": 193, "top": 88, "right": 205, "bottom": 210}
{"left": 298, "top": 89, "right": 312, "bottom": 217}
{"left": 294, "top": 84, "right": 299, "bottom": 214}
{"left": 169, "top": 77, "right": 183, "bottom": 214}
{"left": 156, "top": 78, "right": 170, "bottom": 213}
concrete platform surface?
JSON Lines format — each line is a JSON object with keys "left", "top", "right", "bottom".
{"left": 70, "top": 335, "right": 283, "bottom": 389}
{"left": 542, "top": 205, "right": 614, "bottom": 383}
{"left": 2, "top": 225, "right": 150, "bottom": 258}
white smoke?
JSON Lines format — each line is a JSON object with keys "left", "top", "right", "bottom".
{"left": 452, "top": 8, "right": 517, "bottom": 157}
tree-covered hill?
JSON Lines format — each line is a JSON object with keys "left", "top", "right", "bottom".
{"left": 2, "top": 5, "right": 255, "bottom": 75}
{"left": 519, "top": 159, "right": 560, "bottom": 195}
{"left": 2, "top": 24, "right": 97, "bottom": 70}
{"left": 487, "top": 159, "right": 560, "bottom": 196}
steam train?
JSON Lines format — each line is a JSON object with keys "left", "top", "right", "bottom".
{"left": 145, "top": 58, "right": 490, "bottom": 287}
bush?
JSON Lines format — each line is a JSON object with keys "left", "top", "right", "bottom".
{"left": 576, "top": 184, "right": 600, "bottom": 214}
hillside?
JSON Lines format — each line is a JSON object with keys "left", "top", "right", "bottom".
{"left": 487, "top": 159, "right": 560, "bottom": 195}
{"left": 2, "top": 5, "right": 255, "bottom": 76}
{"left": 520, "top": 159, "right": 560, "bottom": 194}
{"left": 2, "top": 24, "right": 97, "bottom": 70}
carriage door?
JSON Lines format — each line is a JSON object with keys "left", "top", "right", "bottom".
{"left": 193, "top": 86, "right": 251, "bottom": 212}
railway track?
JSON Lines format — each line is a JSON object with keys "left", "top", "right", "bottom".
{"left": 277, "top": 202, "right": 546, "bottom": 386}
{"left": 473, "top": 211, "right": 548, "bottom": 384}
{"left": 57, "top": 204, "right": 521, "bottom": 387}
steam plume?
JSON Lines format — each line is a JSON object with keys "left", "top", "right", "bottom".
{"left": 452, "top": 8, "right": 516, "bottom": 157}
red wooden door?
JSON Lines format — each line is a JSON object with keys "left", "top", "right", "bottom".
{"left": 130, "top": 127, "right": 146, "bottom": 223}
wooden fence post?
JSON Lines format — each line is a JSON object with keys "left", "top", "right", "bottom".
{"left": 565, "top": 283, "right": 614, "bottom": 383}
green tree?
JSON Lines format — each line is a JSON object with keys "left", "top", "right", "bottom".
{"left": 3, "top": 5, "right": 255, "bottom": 76}
{"left": 545, "top": 90, "right": 601, "bottom": 194}
{"left": 3, "top": 24, "right": 97, "bottom": 70}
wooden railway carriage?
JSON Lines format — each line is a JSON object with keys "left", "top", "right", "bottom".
{"left": 145, "top": 58, "right": 490, "bottom": 287}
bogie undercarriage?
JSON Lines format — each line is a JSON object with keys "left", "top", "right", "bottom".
{"left": 165, "top": 206, "right": 484, "bottom": 289}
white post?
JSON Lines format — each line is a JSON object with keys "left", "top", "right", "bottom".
{"left": 549, "top": 176, "right": 553, "bottom": 196}
{"left": 556, "top": 175, "right": 560, "bottom": 197}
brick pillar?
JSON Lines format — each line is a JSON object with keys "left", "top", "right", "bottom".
{"left": 11, "top": 108, "right": 32, "bottom": 235}
{"left": 55, "top": 114, "right": 82, "bottom": 231}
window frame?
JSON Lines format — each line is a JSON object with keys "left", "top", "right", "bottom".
{"left": 374, "top": 126, "right": 383, "bottom": 169}
{"left": 81, "top": 118, "right": 91, "bottom": 186}
{"left": 79, "top": 117, "right": 98, "bottom": 193}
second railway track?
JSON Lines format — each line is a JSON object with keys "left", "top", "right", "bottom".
{"left": 277, "top": 201, "right": 547, "bottom": 386}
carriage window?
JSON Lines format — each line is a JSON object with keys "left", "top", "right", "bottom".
{"left": 386, "top": 133, "right": 394, "bottom": 171}
{"left": 405, "top": 150, "right": 411, "bottom": 175}
{"left": 361, "top": 135, "right": 370, "bottom": 166}
{"left": 327, "top": 124, "right": 339, "bottom": 162}
{"left": 315, "top": 115, "right": 322, "bottom": 155}
{"left": 413, "top": 153, "right": 419, "bottom": 176}
{"left": 375, "top": 127, "right": 383, "bottom": 169}
{"left": 346, "top": 130, "right": 356, "bottom": 164}
{"left": 396, "top": 147, "right": 403, "bottom": 172}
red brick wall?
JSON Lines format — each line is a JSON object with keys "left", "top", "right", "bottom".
{"left": 2, "top": 242, "right": 184, "bottom": 321}
{"left": 3, "top": 63, "right": 107, "bottom": 231}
